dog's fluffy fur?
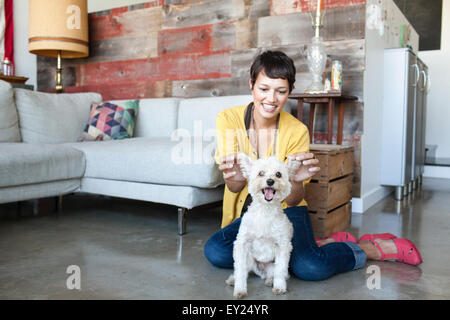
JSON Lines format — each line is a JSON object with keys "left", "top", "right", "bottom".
{"left": 226, "top": 154, "right": 301, "bottom": 298}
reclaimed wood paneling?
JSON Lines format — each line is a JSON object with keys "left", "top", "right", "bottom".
{"left": 162, "top": 0, "right": 246, "bottom": 29}
{"left": 234, "top": 18, "right": 258, "bottom": 50}
{"left": 303, "top": 100, "right": 364, "bottom": 134}
{"left": 244, "top": 0, "right": 270, "bottom": 17}
{"left": 172, "top": 77, "right": 249, "bottom": 97}
{"left": 88, "top": 34, "right": 159, "bottom": 62}
{"left": 258, "top": 4, "right": 365, "bottom": 47}
{"left": 77, "top": 51, "right": 231, "bottom": 86}
{"left": 90, "top": 6, "right": 163, "bottom": 41}
{"left": 158, "top": 25, "right": 213, "bottom": 56}
{"left": 64, "top": 80, "right": 172, "bottom": 100}
{"left": 232, "top": 39, "right": 365, "bottom": 78}
{"left": 212, "top": 23, "right": 235, "bottom": 52}
{"left": 270, "top": 0, "right": 366, "bottom": 16}
{"left": 37, "top": 64, "right": 77, "bottom": 89}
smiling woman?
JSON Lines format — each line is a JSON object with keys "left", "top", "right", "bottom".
{"left": 213, "top": 50, "right": 316, "bottom": 227}
{"left": 204, "top": 50, "right": 423, "bottom": 288}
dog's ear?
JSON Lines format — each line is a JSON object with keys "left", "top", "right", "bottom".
{"left": 237, "top": 153, "right": 252, "bottom": 179}
{"left": 287, "top": 158, "right": 301, "bottom": 180}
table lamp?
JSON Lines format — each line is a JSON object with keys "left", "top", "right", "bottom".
{"left": 28, "top": 0, "right": 88, "bottom": 93}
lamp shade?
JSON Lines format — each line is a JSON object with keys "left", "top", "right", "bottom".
{"left": 29, "top": 0, "right": 88, "bottom": 58}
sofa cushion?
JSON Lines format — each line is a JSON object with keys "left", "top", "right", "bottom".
{"left": 78, "top": 100, "right": 139, "bottom": 141}
{"left": 0, "top": 179, "right": 82, "bottom": 204}
{"left": 0, "top": 80, "right": 21, "bottom": 142}
{"left": 14, "top": 89, "right": 102, "bottom": 143}
{"left": 80, "top": 177, "right": 224, "bottom": 210}
{"left": 67, "top": 137, "right": 223, "bottom": 188}
{"left": 110, "top": 98, "right": 180, "bottom": 139}
{"left": 0, "top": 143, "right": 86, "bottom": 188}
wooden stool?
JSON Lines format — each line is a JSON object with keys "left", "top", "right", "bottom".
{"left": 289, "top": 93, "right": 357, "bottom": 144}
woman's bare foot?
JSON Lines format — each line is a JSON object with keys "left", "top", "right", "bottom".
{"left": 358, "top": 239, "right": 398, "bottom": 260}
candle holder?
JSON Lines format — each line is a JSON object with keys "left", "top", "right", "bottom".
{"left": 305, "top": 0, "right": 327, "bottom": 94}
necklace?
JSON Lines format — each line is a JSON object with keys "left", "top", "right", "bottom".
{"left": 251, "top": 107, "right": 259, "bottom": 158}
{"left": 250, "top": 105, "right": 279, "bottom": 159}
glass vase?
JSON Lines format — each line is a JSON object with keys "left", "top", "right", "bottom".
{"left": 305, "top": 36, "right": 327, "bottom": 93}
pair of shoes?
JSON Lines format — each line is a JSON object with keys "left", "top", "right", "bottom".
{"left": 315, "top": 231, "right": 357, "bottom": 247}
{"left": 358, "top": 233, "right": 423, "bottom": 266}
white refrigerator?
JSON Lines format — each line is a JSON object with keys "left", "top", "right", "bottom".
{"left": 380, "top": 48, "right": 429, "bottom": 200}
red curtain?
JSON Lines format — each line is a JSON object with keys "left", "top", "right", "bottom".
{"left": 4, "top": 0, "right": 13, "bottom": 64}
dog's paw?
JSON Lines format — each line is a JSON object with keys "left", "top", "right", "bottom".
{"left": 264, "top": 278, "right": 273, "bottom": 287}
{"left": 234, "top": 290, "right": 247, "bottom": 299}
{"left": 272, "top": 278, "right": 287, "bottom": 295}
{"left": 225, "top": 274, "right": 235, "bottom": 286}
{"left": 272, "top": 287, "right": 287, "bottom": 295}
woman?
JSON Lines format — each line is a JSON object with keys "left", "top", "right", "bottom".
{"left": 204, "top": 51, "right": 422, "bottom": 281}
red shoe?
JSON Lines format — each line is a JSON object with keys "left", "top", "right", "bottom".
{"left": 358, "top": 233, "right": 397, "bottom": 242}
{"left": 316, "top": 231, "right": 357, "bottom": 247}
{"left": 365, "top": 237, "right": 423, "bottom": 266}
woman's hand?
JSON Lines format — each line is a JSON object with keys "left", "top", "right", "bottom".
{"left": 218, "top": 154, "right": 247, "bottom": 193}
{"left": 287, "top": 152, "right": 321, "bottom": 182}
{"left": 218, "top": 154, "right": 247, "bottom": 182}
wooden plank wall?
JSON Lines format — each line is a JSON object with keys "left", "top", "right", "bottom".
{"left": 37, "top": 0, "right": 365, "bottom": 197}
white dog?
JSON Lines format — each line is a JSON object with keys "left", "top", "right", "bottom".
{"left": 226, "top": 153, "right": 301, "bottom": 298}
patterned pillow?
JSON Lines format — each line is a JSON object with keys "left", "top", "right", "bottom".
{"left": 78, "top": 100, "right": 139, "bottom": 141}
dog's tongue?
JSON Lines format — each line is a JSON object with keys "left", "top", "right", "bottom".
{"left": 264, "top": 188, "right": 275, "bottom": 201}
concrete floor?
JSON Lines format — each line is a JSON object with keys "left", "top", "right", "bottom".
{"left": 0, "top": 177, "right": 449, "bottom": 300}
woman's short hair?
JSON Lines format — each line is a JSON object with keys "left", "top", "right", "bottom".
{"left": 250, "top": 50, "right": 296, "bottom": 93}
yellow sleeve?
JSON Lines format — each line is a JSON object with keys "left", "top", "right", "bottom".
{"left": 286, "top": 123, "right": 312, "bottom": 186}
{"left": 214, "top": 109, "right": 248, "bottom": 165}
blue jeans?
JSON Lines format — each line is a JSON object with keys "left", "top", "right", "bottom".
{"left": 204, "top": 206, "right": 366, "bottom": 281}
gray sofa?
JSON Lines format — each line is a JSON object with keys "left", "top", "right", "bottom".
{"left": 0, "top": 79, "right": 254, "bottom": 234}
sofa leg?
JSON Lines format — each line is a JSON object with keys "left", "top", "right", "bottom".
{"left": 32, "top": 199, "right": 39, "bottom": 216}
{"left": 178, "top": 207, "right": 187, "bottom": 236}
{"left": 16, "top": 201, "right": 22, "bottom": 217}
{"left": 54, "top": 195, "right": 63, "bottom": 213}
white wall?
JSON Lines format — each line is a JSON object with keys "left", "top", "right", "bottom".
{"left": 13, "top": 0, "right": 36, "bottom": 89}
{"left": 355, "top": 0, "right": 420, "bottom": 213}
{"left": 13, "top": 0, "right": 149, "bottom": 90}
{"left": 356, "top": 16, "right": 390, "bottom": 213}
{"left": 419, "top": 0, "right": 450, "bottom": 159}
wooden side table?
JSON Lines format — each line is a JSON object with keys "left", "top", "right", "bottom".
{"left": 0, "top": 75, "right": 33, "bottom": 90}
{"left": 289, "top": 93, "right": 357, "bottom": 145}
{"left": 0, "top": 75, "right": 29, "bottom": 84}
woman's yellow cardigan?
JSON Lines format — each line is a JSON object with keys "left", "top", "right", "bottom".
{"left": 214, "top": 105, "right": 311, "bottom": 228}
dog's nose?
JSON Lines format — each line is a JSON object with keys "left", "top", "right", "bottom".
{"left": 266, "top": 179, "right": 274, "bottom": 186}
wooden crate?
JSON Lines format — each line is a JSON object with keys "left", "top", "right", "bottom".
{"left": 305, "top": 144, "right": 354, "bottom": 237}
{"left": 305, "top": 174, "right": 353, "bottom": 214}
{"left": 310, "top": 202, "right": 352, "bottom": 238}
{"left": 309, "top": 144, "right": 354, "bottom": 182}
